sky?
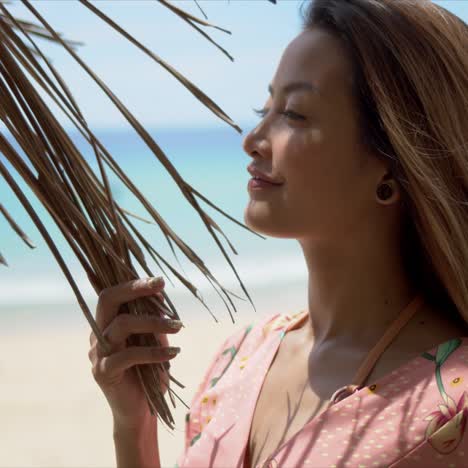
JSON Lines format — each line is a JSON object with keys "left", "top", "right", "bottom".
{"left": 2, "top": 0, "right": 468, "bottom": 131}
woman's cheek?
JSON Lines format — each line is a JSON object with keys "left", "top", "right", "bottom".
{"left": 308, "top": 128, "right": 323, "bottom": 144}
{"left": 295, "top": 126, "right": 324, "bottom": 150}
{"left": 293, "top": 126, "right": 323, "bottom": 150}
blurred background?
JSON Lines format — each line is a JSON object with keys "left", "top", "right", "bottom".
{"left": 0, "top": 1, "right": 466, "bottom": 466}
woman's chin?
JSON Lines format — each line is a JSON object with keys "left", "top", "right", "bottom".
{"left": 243, "top": 213, "right": 269, "bottom": 235}
{"left": 243, "top": 213, "right": 287, "bottom": 238}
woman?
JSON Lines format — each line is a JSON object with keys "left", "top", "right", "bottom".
{"left": 88, "top": 0, "right": 468, "bottom": 466}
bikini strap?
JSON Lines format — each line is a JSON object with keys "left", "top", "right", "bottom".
{"left": 328, "top": 294, "right": 425, "bottom": 405}
{"left": 352, "top": 294, "right": 424, "bottom": 386}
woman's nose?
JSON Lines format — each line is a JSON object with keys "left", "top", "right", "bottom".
{"left": 242, "top": 130, "right": 254, "bottom": 157}
{"left": 242, "top": 125, "right": 271, "bottom": 159}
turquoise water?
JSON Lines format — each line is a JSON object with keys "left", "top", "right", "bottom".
{"left": 0, "top": 127, "right": 306, "bottom": 314}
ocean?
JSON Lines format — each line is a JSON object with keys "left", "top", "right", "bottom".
{"left": 0, "top": 126, "right": 308, "bottom": 326}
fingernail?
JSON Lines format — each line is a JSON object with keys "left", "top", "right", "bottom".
{"left": 166, "top": 319, "right": 183, "bottom": 330}
{"left": 164, "top": 346, "right": 181, "bottom": 355}
{"left": 148, "top": 276, "right": 164, "bottom": 288}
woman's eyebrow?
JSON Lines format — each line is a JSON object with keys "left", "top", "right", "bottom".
{"left": 268, "top": 81, "right": 320, "bottom": 97}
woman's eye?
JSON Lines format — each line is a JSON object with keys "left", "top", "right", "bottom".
{"left": 253, "top": 107, "right": 268, "bottom": 118}
{"left": 252, "top": 107, "right": 305, "bottom": 121}
{"left": 281, "top": 110, "right": 305, "bottom": 121}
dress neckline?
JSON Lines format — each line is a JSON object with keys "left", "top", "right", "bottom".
{"left": 243, "top": 294, "right": 468, "bottom": 468}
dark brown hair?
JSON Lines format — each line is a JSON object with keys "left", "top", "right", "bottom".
{"left": 301, "top": 0, "right": 468, "bottom": 326}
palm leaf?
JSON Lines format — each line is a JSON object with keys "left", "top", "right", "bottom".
{"left": 0, "top": 203, "right": 36, "bottom": 248}
{"left": 193, "top": 0, "right": 209, "bottom": 20}
{"left": 0, "top": 0, "right": 275, "bottom": 429}
{"left": 157, "top": 0, "right": 234, "bottom": 61}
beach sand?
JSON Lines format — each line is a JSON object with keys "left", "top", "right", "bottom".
{"left": 0, "top": 280, "right": 306, "bottom": 467}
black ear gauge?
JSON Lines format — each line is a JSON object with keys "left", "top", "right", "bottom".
{"left": 376, "top": 183, "right": 393, "bottom": 201}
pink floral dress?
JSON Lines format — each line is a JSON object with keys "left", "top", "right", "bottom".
{"left": 175, "top": 307, "right": 468, "bottom": 467}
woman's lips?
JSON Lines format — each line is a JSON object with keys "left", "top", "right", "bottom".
{"left": 248, "top": 178, "right": 284, "bottom": 190}
{"left": 246, "top": 165, "right": 283, "bottom": 185}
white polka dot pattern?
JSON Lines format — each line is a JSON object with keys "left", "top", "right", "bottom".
{"left": 175, "top": 313, "right": 468, "bottom": 468}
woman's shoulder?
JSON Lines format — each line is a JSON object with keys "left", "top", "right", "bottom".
{"left": 215, "top": 308, "right": 308, "bottom": 350}
{"left": 190, "top": 309, "right": 306, "bottom": 399}
{"left": 261, "top": 308, "right": 308, "bottom": 338}
{"left": 181, "top": 310, "right": 301, "bottom": 453}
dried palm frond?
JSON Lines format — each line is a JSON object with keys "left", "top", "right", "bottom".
{"left": 193, "top": 0, "right": 209, "bottom": 21}
{"left": 0, "top": 0, "right": 275, "bottom": 429}
{"left": 158, "top": 0, "right": 234, "bottom": 61}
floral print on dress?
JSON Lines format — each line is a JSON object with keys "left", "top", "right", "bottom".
{"left": 176, "top": 310, "right": 468, "bottom": 468}
{"left": 187, "top": 323, "right": 254, "bottom": 448}
{"left": 263, "top": 309, "right": 306, "bottom": 339}
{"left": 210, "top": 324, "right": 253, "bottom": 387}
{"left": 422, "top": 337, "right": 468, "bottom": 454}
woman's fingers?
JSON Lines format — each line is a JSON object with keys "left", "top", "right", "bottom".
{"left": 95, "top": 277, "right": 165, "bottom": 331}
{"left": 87, "top": 277, "right": 182, "bottom": 422}
{"left": 93, "top": 345, "right": 181, "bottom": 384}
{"left": 88, "top": 287, "right": 168, "bottom": 348}
{"left": 97, "top": 314, "right": 183, "bottom": 357}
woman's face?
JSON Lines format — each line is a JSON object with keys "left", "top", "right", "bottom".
{"left": 243, "top": 28, "right": 385, "bottom": 242}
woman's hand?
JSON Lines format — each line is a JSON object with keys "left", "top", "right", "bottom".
{"left": 88, "top": 277, "right": 183, "bottom": 429}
